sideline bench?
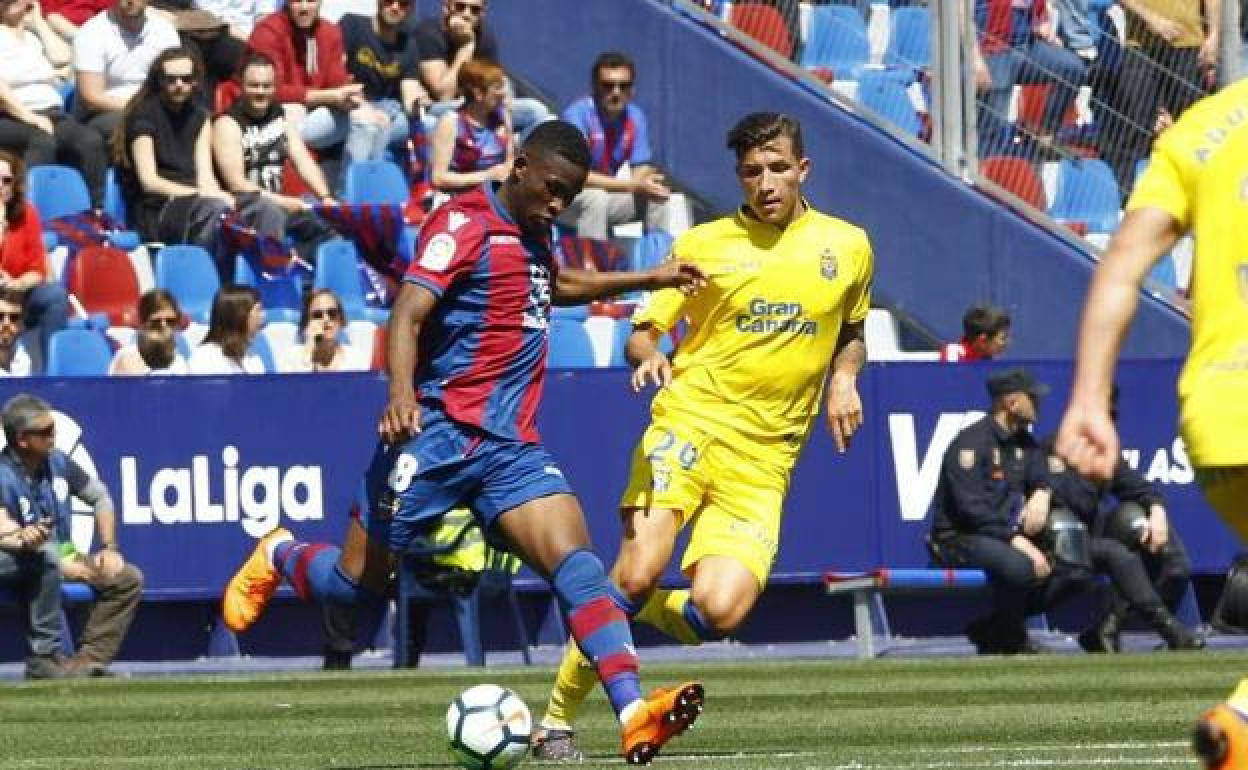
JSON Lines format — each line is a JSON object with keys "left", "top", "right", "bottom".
{"left": 823, "top": 568, "right": 1049, "bottom": 659}
{"left": 0, "top": 582, "right": 97, "bottom": 656}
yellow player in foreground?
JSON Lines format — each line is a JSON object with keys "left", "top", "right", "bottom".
{"left": 531, "top": 111, "right": 875, "bottom": 760}
{"left": 1055, "top": 79, "right": 1248, "bottom": 770}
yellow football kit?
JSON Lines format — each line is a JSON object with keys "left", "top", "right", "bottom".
{"left": 1129, "top": 79, "right": 1248, "bottom": 529}
{"left": 619, "top": 203, "right": 873, "bottom": 585}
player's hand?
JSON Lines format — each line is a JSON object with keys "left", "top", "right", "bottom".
{"left": 1055, "top": 402, "right": 1119, "bottom": 482}
{"left": 825, "top": 375, "right": 861, "bottom": 453}
{"left": 379, "top": 390, "right": 421, "bottom": 445}
{"left": 647, "top": 261, "right": 706, "bottom": 294}
{"left": 1011, "top": 535, "right": 1052, "bottom": 580}
{"left": 631, "top": 352, "right": 672, "bottom": 392}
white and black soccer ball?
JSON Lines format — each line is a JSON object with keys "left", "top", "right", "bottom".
{"left": 446, "top": 683, "right": 532, "bottom": 770}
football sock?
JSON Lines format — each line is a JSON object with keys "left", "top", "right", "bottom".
{"left": 637, "top": 588, "right": 725, "bottom": 644}
{"left": 542, "top": 642, "right": 598, "bottom": 730}
{"left": 551, "top": 548, "right": 642, "bottom": 722}
{"left": 273, "top": 540, "right": 372, "bottom": 605}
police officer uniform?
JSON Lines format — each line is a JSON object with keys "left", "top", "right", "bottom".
{"left": 1044, "top": 431, "right": 1202, "bottom": 652}
{"left": 928, "top": 368, "right": 1093, "bottom": 654}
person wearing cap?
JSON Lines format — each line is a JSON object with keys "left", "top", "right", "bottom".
{"left": 1043, "top": 385, "right": 1203, "bottom": 652}
{"left": 0, "top": 393, "right": 142, "bottom": 678}
{"left": 928, "top": 366, "right": 1091, "bottom": 654}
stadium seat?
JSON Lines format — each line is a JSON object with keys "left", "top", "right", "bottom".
{"left": 27, "top": 165, "right": 140, "bottom": 250}
{"left": 856, "top": 71, "right": 921, "bottom": 136}
{"left": 154, "top": 244, "right": 221, "bottom": 324}
{"left": 234, "top": 256, "right": 300, "bottom": 324}
{"left": 883, "top": 6, "right": 930, "bottom": 75}
{"left": 729, "top": 2, "right": 796, "bottom": 59}
{"left": 65, "top": 245, "right": 142, "bottom": 327}
{"left": 629, "top": 231, "right": 675, "bottom": 272}
{"left": 45, "top": 328, "right": 112, "bottom": 376}
{"left": 865, "top": 307, "right": 903, "bottom": 360}
{"left": 342, "top": 160, "right": 410, "bottom": 206}
{"left": 547, "top": 319, "right": 595, "bottom": 368}
{"left": 1049, "top": 158, "right": 1121, "bottom": 234}
{"left": 800, "top": 5, "right": 869, "bottom": 80}
{"left": 980, "top": 156, "right": 1046, "bottom": 209}
{"left": 103, "top": 168, "right": 128, "bottom": 227}
{"left": 314, "top": 239, "right": 389, "bottom": 323}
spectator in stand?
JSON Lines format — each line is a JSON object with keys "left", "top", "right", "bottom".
{"left": 44, "top": 0, "right": 110, "bottom": 41}
{"left": 213, "top": 52, "right": 339, "bottom": 259}
{"left": 0, "top": 0, "right": 108, "bottom": 208}
{"left": 0, "top": 394, "right": 144, "bottom": 678}
{"left": 972, "top": 0, "right": 1088, "bottom": 158}
{"left": 0, "top": 287, "right": 30, "bottom": 376}
{"left": 109, "top": 288, "right": 189, "bottom": 375}
{"left": 0, "top": 150, "right": 68, "bottom": 374}
{"left": 428, "top": 58, "right": 511, "bottom": 196}
{"left": 559, "top": 51, "right": 673, "bottom": 243}
{"left": 72, "top": 0, "right": 180, "bottom": 145}
{"left": 1095, "top": 0, "right": 1219, "bottom": 197}
{"left": 276, "top": 288, "right": 367, "bottom": 372}
{"left": 409, "top": 0, "right": 550, "bottom": 134}
{"left": 940, "top": 304, "right": 1011, "bottom": 362}
{"left": 191, "top": 0, "right": 274, "bottom": 40}
{"left": 188, "top": 284, "right": 266, "bottom": 373}
{"left": 339, "top": 0, "right": 430, "bottom": 164}
{"left": 247, "top": 0, "right": 388, "bottom": 187}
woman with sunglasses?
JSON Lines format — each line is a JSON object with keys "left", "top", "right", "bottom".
{"left": 428, "top": 57, "right": 512, "bottom": 197}
{"left": 188, "top": 284, "right": 266, "bottom": 374}
{"left": 0, "top": 149, "right": 68, "bottom": 374}
{"left": 277, "top": 289, "right": 367, "bottom": 372}
{"left": 109, "top": 289, "right": 189, "bottom": 375}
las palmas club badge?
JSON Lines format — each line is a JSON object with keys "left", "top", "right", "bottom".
{"left": 820, "top": 249, "right": 838, "bottom": 280}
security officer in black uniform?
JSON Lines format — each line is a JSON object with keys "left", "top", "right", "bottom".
{"left": 928, "top": 368, "right": 1094, "bottom": 654}
{"left": 1043, "top": 386, "right": 1203, "bottom": 652}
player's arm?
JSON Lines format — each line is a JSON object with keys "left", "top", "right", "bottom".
{"left": 552, "top": 261, "right": 705, "bottom": 306}
{"left": 379, "top": 282, "right": 439, "bottom": 444}
{"left": 1056, "top": 206, "right": 1182, "bottom": 479}
{"left": 825, "top": 319, "right": 866, "bottom": 453}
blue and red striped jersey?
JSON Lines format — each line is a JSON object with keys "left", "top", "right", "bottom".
{"left": 404, "top": 184, "right": 557, "bottom": 443}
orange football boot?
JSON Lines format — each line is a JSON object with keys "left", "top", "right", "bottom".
{"left": 621, "top": 681, "right": 704, "bottom": 765}
{"left": 222, "top": 528, "right": 290, "bottom": 632}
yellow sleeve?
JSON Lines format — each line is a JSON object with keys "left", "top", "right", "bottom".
{"left": 845, "top": 234, "right": 874, "bottom": 325}
{"left": 1126, "top": 139, "right": 1191, "bottom": 229}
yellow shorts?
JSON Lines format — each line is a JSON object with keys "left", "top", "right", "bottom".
{"left": 1196, "top": 465, "right": 1248, "bottom": 542}
{"left": 618, "top": 421, "right": 789, "bottom": 586}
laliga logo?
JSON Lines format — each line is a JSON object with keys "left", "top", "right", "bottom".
{"left": 0, "top": 410, "right": 100, "bottom": 553}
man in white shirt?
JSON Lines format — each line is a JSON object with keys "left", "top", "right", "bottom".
{"left": 0, "top": 289, "right": 32, "bottom": 377}
{"left": 72, "top": 0, "right": 179, "bottom": 143}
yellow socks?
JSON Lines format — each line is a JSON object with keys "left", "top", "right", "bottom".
{"left": 636, "top": 589, "right": 703, "bottom": 645}
{"left": 541, "top": 642, "right": 598, "bottom": 730}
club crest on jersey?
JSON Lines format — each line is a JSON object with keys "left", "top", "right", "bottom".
{"left": 420, "top": 233, "right": 457, "bottom": 272}
{"left": 820, "top": 249, "right": 838, "bottom": 280}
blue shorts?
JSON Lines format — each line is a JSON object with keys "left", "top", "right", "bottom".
{"left": 357, "top": 411, "right": 574, "bottom": 552}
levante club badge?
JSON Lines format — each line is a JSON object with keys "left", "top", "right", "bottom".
{"left": 820, "top": 249, "right": 838, "bottom": 280}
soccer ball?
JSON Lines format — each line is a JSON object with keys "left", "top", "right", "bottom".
{"left": 446, "top": 684, "right": 532, "bottom": 770}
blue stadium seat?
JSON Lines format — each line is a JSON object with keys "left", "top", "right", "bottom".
{"left": 856, "top": 71, "right": 922, "bottom": 136}
{"left": 551, "top": 305, "right": 590, "bottom": 322}
{"left": 800, "top": 5, "right": 869, "bottom": 79}
{"left": 343, "top": 160, "right": 409, "bottom": 206}
{"left": 154, "top": 244, "right": 221, "bottom": 324}
{"left": 45, "top": 328, "right": 112, "bottom": 376}
{"left": 313, "top": 240, "right": 389, "bottom": 323}
{"left": 884, "top": 6, "right": 930, "bottom": 75}
{"left": 234, "top": 256, "right": 300, "bottom": 324}
{"left": 27, "top": 165, "right": 140, "bottom": 250}
{"left": 1050, "top": 158, "right": 1121, "bottom": 234}
{"left": 547, "top": 319, "right": 595, "bottom": 368}
{"left": 103, "top": 168, "right": 128, "bottom": 228}
{"left": 629, "top": 231, "right": 675, "bottom": 272}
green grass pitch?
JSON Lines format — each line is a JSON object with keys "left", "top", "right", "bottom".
{"left": 1, "top": 651, "right": 1241, "bottom": 769}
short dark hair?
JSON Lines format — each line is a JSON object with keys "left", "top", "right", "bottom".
{"left": 0, "top": 286, "right": 25, "bottom": 310}
{"left": 1, "top": 393, "right": 50, "bottom": 446}
{"left": 592, "top": 51, "right": 635, "bottom": 83}
{"left": 726, "top": 112, "right": 804, "bottom": 161}
{"left": 962, "top": 305, "right": 1011, "bottom": 339}
{"left": 522, "top": 120, "right": 591, "bottom": 171}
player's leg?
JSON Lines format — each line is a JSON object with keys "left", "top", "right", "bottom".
{"left": 535, "top": 504, "right": 682, "bottom": 759}
{"left": 1191, "top": 466, "right": 1248, "bottom": 769}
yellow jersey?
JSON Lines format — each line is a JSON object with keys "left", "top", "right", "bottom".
{"left": 634, "top": 203, "right": 873, "bottom": 467}
{"left": 1128, "top": 79, "right": 1248, "bottom": 465}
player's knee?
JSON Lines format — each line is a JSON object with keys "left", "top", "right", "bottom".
{"left": 613, "top": 566, "right": 662, "bottom": 603}
{"left": 691, "top": 591, "right": 747, "bottom": 636}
